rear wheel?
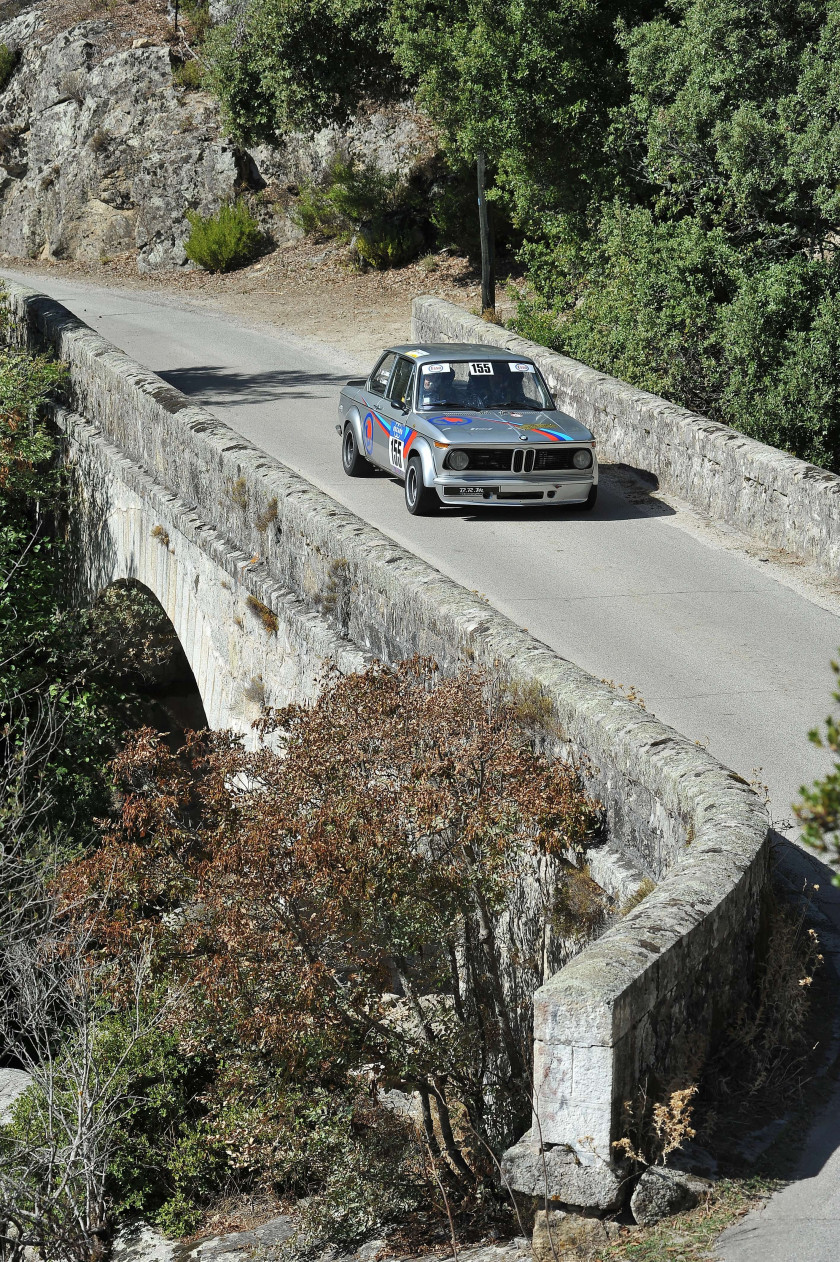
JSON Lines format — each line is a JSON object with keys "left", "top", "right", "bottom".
{"left": 342, "top": 424, "right": 372, "bottom": 477}
{"left": 404, "top": 455, "right": 440, "bottom": 516}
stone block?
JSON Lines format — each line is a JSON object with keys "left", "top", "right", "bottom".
{"left": 501, "top": 1132, "right": 624, "bottom": 1211}
{"left": 532, "top": 1210, "right": 612, "bottom": 1262}
{"left": 630, "top": 1166, "right": 713, "bottom": 1226}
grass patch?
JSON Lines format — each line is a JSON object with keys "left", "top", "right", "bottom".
{"left": 598, "top": 1176, "right": 780, "bottom": 1261}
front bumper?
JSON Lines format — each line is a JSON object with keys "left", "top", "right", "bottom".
{"left": 433, "top": 473, "right": 595, "bottom": 507}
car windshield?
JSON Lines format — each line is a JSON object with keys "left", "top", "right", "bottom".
{"left": 417, "top": 359, "right": 553, "bottom": 411}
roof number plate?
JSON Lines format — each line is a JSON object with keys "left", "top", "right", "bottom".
{"left": 469, "top": 361, "right": 494, "bottom": 375}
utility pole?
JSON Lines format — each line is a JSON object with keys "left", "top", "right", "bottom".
{"left": 477, "top": 150, "right": 495, "bottom": 318}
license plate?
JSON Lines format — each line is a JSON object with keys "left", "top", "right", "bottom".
{"left": 455, "top": 486, "right": 497, "bottom": 497}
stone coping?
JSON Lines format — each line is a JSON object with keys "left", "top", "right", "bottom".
{"left": 5, "top": 280, "right": 769, "bottom": 1190}
{"left": 412, "top": 296, "right": 840, "bottom": 579}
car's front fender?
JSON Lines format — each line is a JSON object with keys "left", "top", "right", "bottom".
{"left": 408, "top": 433, "right": 438, "bottom": 486}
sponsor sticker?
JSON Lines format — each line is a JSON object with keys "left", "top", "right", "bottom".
{"left": 509, "top": 361, "right": 535, "bottom": 373}
{"left": 423, "top": 363, "right": 450, "bottom": 373}
{"left": 469, "top": 361, "right": 494, "bottom": 375}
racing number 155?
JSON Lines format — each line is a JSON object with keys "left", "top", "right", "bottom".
{"left": 389, "top": 436, "right": 405, "bottom": 471}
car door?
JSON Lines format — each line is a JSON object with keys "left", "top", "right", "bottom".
{"left": 384, "top": 357, "right": 416, "bottom": 476}
{"left": 364, "top": 352, "right": 397, "bottom": 468}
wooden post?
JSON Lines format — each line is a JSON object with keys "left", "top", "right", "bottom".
{"left": 477, "top": 151, "right": 496, "bottom": 318}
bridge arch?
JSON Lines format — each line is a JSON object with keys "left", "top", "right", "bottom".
{"left": 93, "top": 579, "right": 209, "bottom": 736}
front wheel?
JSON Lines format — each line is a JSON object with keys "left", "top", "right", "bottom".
{"left": 578, "top": 484, "right": 598, "bottom": 512}
{"left": 404, "top": 455, "right": 439, "bottom": 516}
{"left": 342, "top": 424, "right": 372, "bottom": 477}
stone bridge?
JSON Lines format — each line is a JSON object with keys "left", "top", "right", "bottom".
{"left": 7, "top": 280, "right": 769, "bottom": 1213}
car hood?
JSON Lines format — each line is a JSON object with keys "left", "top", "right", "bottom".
{"left": 423, "top": 408, "right": 592, "bottom": 443}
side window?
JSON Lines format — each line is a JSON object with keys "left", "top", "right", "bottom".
{"left": 387, "top": 358, "right": 415, "bottom": 408}
{"left": 369, "top": 352, "right": 397, "bottom": 398}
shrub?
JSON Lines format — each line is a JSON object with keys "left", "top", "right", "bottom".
{"left": 184, "top": 198, "right": 263, "bottom": 272}
{"left": 0, "top": 43, "right": 16, "bottom": 94}
{"left": 291, "top": 157, "right": 427, "bottom": 268}
{"left": 355, "top": 219, "right": 425, "bottom": 269}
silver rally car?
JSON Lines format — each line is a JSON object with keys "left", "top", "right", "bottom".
{"left": 337, "top": 343, "right": 598, "bottom": 515}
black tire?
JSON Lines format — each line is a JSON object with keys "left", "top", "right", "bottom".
{"left": 342, "top": 423, "right": 372, "bottom": 477}
{"left": 578, "top": 484, "right": 598, "bottom": 512}
{"left": 404, "top": 455, "right": 440, "bottom": 516}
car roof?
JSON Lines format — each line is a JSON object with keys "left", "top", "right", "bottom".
{"left": 386, "top": 343, "right": 535, "bottom": 362}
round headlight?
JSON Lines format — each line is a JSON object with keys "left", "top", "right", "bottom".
{"left": 572, "top": 448, "right": 593, "bottom": 469}
{"left": 449, "top": 450, "right": 470, "bottom": 471}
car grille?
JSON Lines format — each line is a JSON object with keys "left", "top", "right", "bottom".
{"left": 533, "top": 449, "right": 587, "bottom": 471}
{"left": 445, "top": 447, "right": 590, "bottom": 472}
{"left": 454, "top": 449, "right": 515, "bottom": 472}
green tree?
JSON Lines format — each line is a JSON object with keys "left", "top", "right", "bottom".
{"left": 205, "top": 0, "right": 403, "bottom": 142}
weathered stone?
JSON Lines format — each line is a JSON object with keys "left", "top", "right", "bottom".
{"left": 112, "top": 1222, "right": 176, "bottom": 1262}
{"left": 531, "top": 1210, "right": 608, "bottom": 1262}
{"left": 0, "top": 1066, "right": 31, "bottom": 1123}
{"left": 0, "top": 13, "right": 432, "bottom": 271}
{"left": 0, "top": 16, "right": 238, "bottom": 270}
{"left": 113, "top": 1216, "right": 295, "bottom": 1262}
{"left": 500, "top": 1132, "right": 624, "bottom": 1212}
{"left": 629, "top": 1166, "right": 713, "bottom": 1226}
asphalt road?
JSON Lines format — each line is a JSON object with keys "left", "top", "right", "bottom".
{"left": 8, "top": 269, "right": 840, "bottom": 1258}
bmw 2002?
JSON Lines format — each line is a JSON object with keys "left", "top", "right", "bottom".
{"left": 337, "top": 343, "right": 597, "bottom": 515}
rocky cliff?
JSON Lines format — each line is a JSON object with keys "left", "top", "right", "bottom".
{"left": 0, "top": 3, "right": 429, "bottom": 270}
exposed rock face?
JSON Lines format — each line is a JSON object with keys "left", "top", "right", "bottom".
{"left": 629, "top": 1165, "right": 713, "bottom": 1226}
{"left": 0, "top": 12, "right": 238, "bottom": 269}
{"left": 0, "top": 8, "right": 433, "bottom": 271}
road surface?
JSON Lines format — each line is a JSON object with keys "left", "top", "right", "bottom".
{"left": 7, "top": 269, "right": 840, "bottom": 1259}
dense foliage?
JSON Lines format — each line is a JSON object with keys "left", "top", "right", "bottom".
{"left": 60, "top": 660, "right": 602, "bottom": 1237}
{"left": 206, "top": 0, "right": 840, "bottom": 469}
{"left": 516, "top": 0, "right": 840, "bottom": 469}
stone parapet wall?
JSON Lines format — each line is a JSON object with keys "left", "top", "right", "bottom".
{"left": 412, "top": 296, "right": 840, "bottom": 578}
{"left": 6, "top": 281, "right": 769, "bottom": 1206}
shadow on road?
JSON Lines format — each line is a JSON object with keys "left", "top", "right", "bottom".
{"left": 156, "top": 364, "right": 347, "bottom": 406}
